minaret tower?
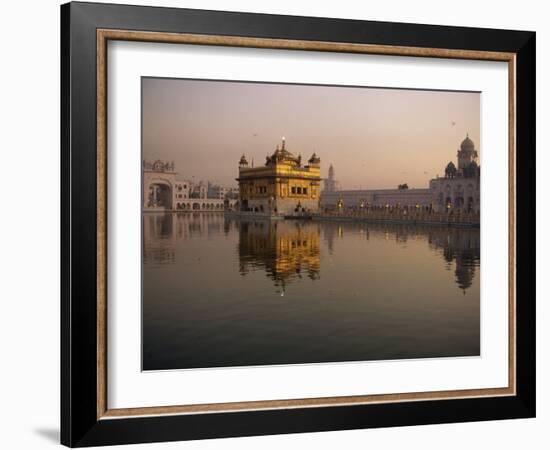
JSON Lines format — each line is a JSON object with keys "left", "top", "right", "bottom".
{"left": 324, "top": 164, "right": 337, "bottom": 192}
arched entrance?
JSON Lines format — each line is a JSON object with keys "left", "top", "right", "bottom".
{"left": 445, "top": 197, "right": 452, "bottom": 211}
{"left": 147, "top": 182, "right": 172, "bottom": 209}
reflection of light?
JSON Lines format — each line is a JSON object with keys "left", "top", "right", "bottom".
{"left": 146, "top": 214, "right": 480, "bottom": 295}
{"left": 238, "top": 220, "right": 321, "bottom": 292}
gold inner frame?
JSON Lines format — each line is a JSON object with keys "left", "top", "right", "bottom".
{"left": 96, "top": 29, "right": 517, "bottom": 420}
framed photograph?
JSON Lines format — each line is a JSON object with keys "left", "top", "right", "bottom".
{"left": 61, "top": 2, "right": 536, "bottom": 447}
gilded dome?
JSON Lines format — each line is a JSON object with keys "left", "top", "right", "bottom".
{"left": 269, "top": 138, "right": 300, "bottom": 165}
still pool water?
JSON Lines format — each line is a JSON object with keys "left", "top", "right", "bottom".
{"left": 142, "top": 212, "right": 480, "bottom": 370}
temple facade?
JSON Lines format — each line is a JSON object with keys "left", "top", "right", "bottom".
{"left": 321, "top": 135, "right": 481, "bottom": 214}
{"left": 236, "top": 138, "right": 321, "bottom": 215}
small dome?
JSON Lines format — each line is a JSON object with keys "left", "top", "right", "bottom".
{"left": 308, "top": 153, "right": 320, "bottom": 164}
{"left": 239, "top": 154, "right": 248, "bottom": 165}
{"left": 460, "top": 134, "right": 475, "bottom": 152}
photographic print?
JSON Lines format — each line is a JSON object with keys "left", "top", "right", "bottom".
{"left": 141, "top": 77, "right": 481, "bottom": 371}
{"left": 62, "top": 7, "right": 535, "bottom": 444}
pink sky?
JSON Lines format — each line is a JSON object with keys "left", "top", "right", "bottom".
{"left": 142, "top": 78, "right": 480, "bottom": 189}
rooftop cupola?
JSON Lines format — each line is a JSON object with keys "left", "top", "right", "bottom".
{"left": 239, "top": 154, "right": 248, "bottom": 167}
{"left": 308, "top": 152, "right": 321, "bottom": 166}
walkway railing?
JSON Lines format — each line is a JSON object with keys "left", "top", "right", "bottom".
{"left": 314, "top": 209, "right": 480, "bottom": 227}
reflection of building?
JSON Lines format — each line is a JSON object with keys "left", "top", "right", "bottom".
{"left": 429, "top": 226, "right": 480, "bottom": 292}
{"left": 142, "top": 212, "right": 176, "bottom": 265}
{"left": 321, "top": 135, "right": 481, "bottom": 213}
{"left": 237, "top": 138, "right": 321, "bottom": 215}
{"left": 237, "top": 220, "right": 321, "bottom": 291}
{"left": 321, "top": 221, "right": 480, "bottom": 292}
{"left": 143, "top": 213, "right": 230, "bottom": 264}
{"left": 143, "top": 160, "right": 238, "bottom": 211}
{"left": 143, "top": 213, "right": 478, "bottom": 292}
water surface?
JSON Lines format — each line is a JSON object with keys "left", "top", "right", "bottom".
{"left": 143, "top": 213, "right": 480, "bottom": 370}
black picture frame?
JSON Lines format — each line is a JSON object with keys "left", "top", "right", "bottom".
{"left": 61, "top": 1, "right": 536, "bottom": 447}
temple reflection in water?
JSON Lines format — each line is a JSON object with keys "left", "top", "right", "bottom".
{"left": 237, "top": 220, "right": 321, "bottom": 294}
{"left": 143, "top": 212, "right": 479, "bottom": 293}
{"left": 322, "top": 221, "right": 480, "bottom": 293}
{"left": 143, "top": 212, "right": 480, "bottom": 370}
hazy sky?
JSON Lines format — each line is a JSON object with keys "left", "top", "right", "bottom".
{"left": 142, "top": 78, "right": 480, "bottom": 189}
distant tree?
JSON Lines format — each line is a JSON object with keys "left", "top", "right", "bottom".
{"left": 398, "top": 183, "right": 409, "bottom": 190}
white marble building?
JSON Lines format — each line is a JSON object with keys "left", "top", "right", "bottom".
{"left": 321, "top": 188, "right": 433, "bottom": 211}
{"left": 429, "top": 135, "right": 480, "bottom": 213}
{"left": 143, "top": 160, "right": 238, "bottom": 212}
{"left": 321, "top": 135, "right": 481, "bottom": 213}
